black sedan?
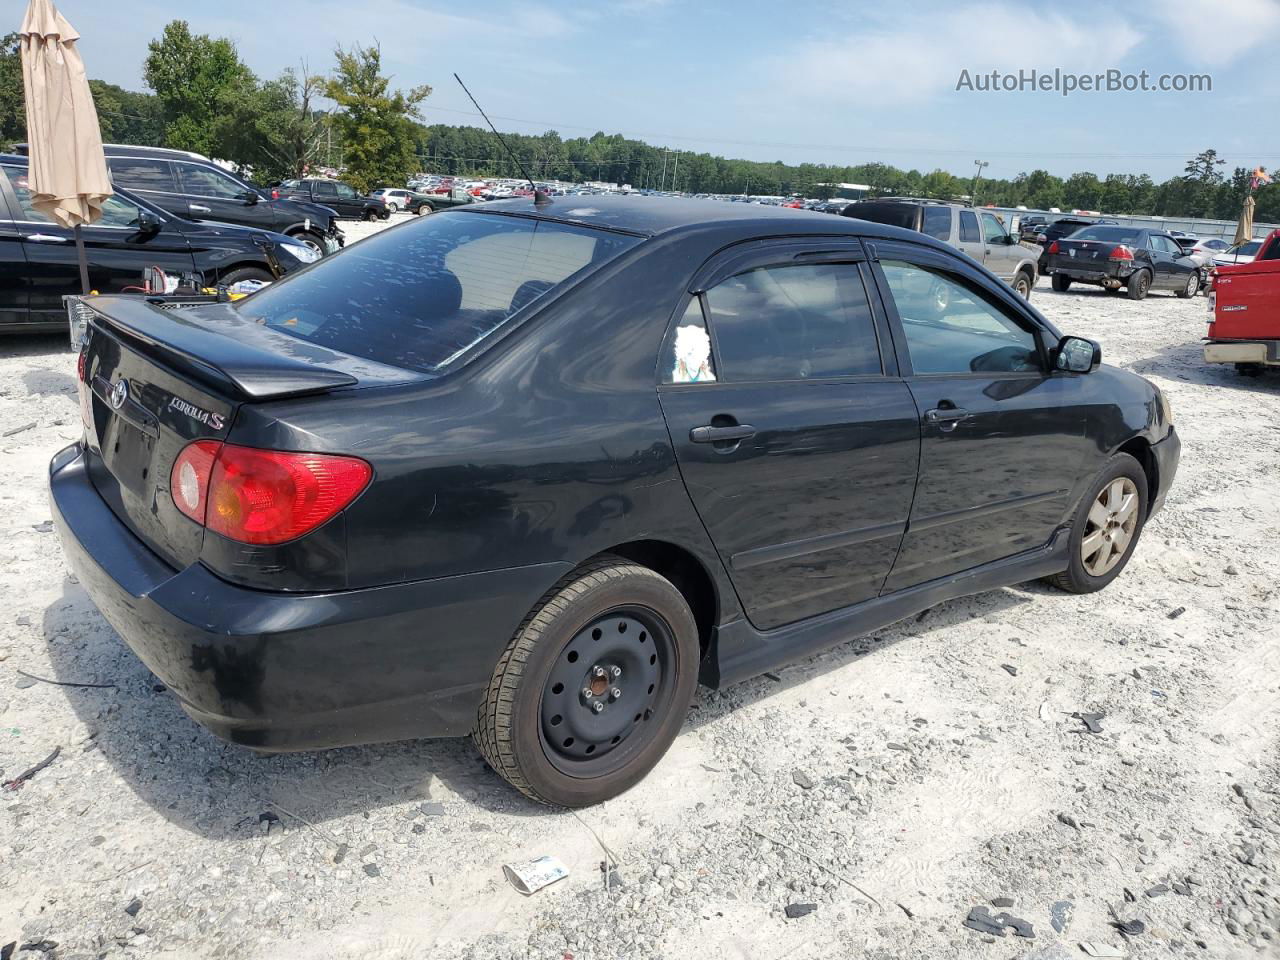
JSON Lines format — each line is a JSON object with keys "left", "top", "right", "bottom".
{"left": 0, "top": 155, "right": 319, "bottom": 334}
{"left": 50, "top": 197, "right": 1179, "bottom": 806}
{"left": 1044, "top": 225, "right": 1202, "bottom": 300}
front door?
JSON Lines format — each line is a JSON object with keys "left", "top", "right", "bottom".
{"left": 0, "top": 180, "right": 29, "bottom": 327}
{"left": 1, "top": 165, "right": 195, "bottom": 324}
{"left": 174, "top": 162, "right": 276, "bottom": 230}
{"left": 980, "top": 211, "right": 1019, "bottom": 282}
{"left": 870, "top": 242, "right": 1093, "bottom": 592}
{"left": 658, "top": 243, "right": 920, "bottom": 630}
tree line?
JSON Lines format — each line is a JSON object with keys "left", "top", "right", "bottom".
{"left": 0, "top": 23, "right": 1274, "bottom": 222}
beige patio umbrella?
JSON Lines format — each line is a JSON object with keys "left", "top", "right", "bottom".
{"left": 20, "top": 0, "right": 112, "bottom": 292}
{"left": 1233, "top": 194, "right": 1255, "bottom": 246}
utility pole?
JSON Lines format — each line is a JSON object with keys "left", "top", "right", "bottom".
{"left": 671, "top": 150, "right": 679, "bottom": 193}
{"left": 660, "top": 149, "right": 668, "bottom": 192}
{"left": 972, "top": 159, "right": 989, "bottom": 203}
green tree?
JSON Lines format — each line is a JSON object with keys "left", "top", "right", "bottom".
{"left": 1062, "top": 171, "right": 1103, "bottom": 211}
{"left": 90, "top": 80, "right": 163, "bottom": 145}
{"left": 143, "top": 20, "right": 255, "bottom": 158}
{"left": 1179, "top": 148, "right": 1225, "bottom": 218}
{"left": 324, "top": 44, "right": 429, "bottom": 192}
{"left": 0, "top": 32, "right": 24, "bottom": 146}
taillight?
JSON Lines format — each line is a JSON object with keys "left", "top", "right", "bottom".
{"left": 1109, "top": 245, "right": 1134, "bottom": 261}
{"left": 1047, "top": 241, "right": 1060, "bottom": 254}
{"left": 169, "top": 442, "right": 371, "bottom": 545}
{"left": 271, "top": 189, "right": 280, "bottom": 200}
{"left": 76, "top": 349, "right": 86, "bottom": 382}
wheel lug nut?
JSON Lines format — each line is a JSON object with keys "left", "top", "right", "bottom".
{"left": 610, "top": 687, "right": 622, "bottom": 699}
{"left": 610, "top": 666, "right": 622, "bottom": 678}
{"left": 592, "top": 701, "right": 604, "bottom": 713}
{"left": 582, "top": 687, "right": 593, "bottom": 699}
{"left": 593, "top": 666, "right": 606, "bottom": 678}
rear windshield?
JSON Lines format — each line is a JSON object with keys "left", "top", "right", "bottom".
{"left": 843, "top": 203, "right": 918, "bottom": 230}
{"left": 236, "top": 212, "right": 642, "bottom": 372}
{"left": 1067, "top": 226, "right": 1141, "bottom": 244}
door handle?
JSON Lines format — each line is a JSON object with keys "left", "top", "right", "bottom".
{"left": 27, "top": 233, "right": 69, "bottom": 243}
{"left": 924, "top": 407, "right": 970, "bottom": 431}
{"left": 690, "top": 424, "right": 756, "bottom": 443}
{"left": 189, "top": 204, "right": 212, "bottom": 214}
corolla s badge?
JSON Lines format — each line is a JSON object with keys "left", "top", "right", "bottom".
{"left": 109, "top": 379, "right": 129, "bottom": 410}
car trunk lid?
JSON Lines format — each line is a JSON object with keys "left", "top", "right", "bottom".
{"left": 76, "top": 295, "right": 423, "bottom": 569}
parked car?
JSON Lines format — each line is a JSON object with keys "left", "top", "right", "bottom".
{"left": 842, "top": 199, "right": 1039, "bottom": 297}
{"left": 65, "top": 145, "right": 346, "bottom": 258}
{"left": 1205, "top": 229, "right": 1280, "bottom": 374}
{"left": 1043, "top": 225, "right": 1201, "bottom": 300}
{"left": 1190, "top": 237, "right": 1232, "bottom": 257}
{"left": 50, "top": 196, "right": 1179, "bottom": 806}
{"left": 406, "top": 186, "right": 479, "bottom": 216}
{"left": 1019, "top": 214, "right": 1051, "bottom": 240}
{"left": 0, "top": 155, "right": 318, "bottom": 334}
{"left": 370, "top": 188, "right": 417, "bottom": 213}
{"left": 1036, "top": 217, "right": 1116, "bottom": 274}
{"left": 276, "top": 179, "right": 388, "bottom": 221}
{"left": 1171, "top": 236, "right": 1216, "bottom": 288}
{"left": 1212, "top": 239, "right": 1264, "bottom": 268}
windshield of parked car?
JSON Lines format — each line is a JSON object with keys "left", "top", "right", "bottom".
{"left": 1068, "top": 226, "right": 1142, "bottom": 244}
{"left": 1227, "top": 241, "right": 1262, "bottom": 256}
{"left": 236, "top": 212, "right": 643, "bottom": 372}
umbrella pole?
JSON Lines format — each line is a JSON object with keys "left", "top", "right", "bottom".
{"left": 74, "top": 224, "right": 90, "bottom": 293}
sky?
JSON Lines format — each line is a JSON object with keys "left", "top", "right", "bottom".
{"left": 57, "top": 0, "right": 1280, "bottom": 181}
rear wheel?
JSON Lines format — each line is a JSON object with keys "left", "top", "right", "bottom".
{"left": 387, "top": 201, "right": 400, "bottom": 213}
{"left": 1012, "top": 270, "right": 1033, "bottom": 300}
{"left": 474, "top": 557, "right": 699, "bottom": 806}
{"left": 1051, "top": 274, "right": 1072, "bottom": 292}
{"left": 416, "top": 203, "right": 433, "bottom": 216}
{"left": 362, "top": 209, "right": 378, "bottom": 221}
{"left": 1126, "top": 269, "right": 1152, "bottom": 300}
{"left": 1046, "top": 453, "right": 1147, "bottom": 594}
{"left": 1176, "top": 271, "right": 1198, "bottom": 299}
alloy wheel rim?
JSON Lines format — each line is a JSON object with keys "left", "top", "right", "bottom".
{"left": 298, "top": 236, "right": 322, "bottom": 255}
{"left": 1186, "top": 273, "right": 1197, "bottom": 296}
{"left": 539, "top": 608, "right": 672, "bottom": 776}
{"left": 1081, "top": 477, "right": 1139, "bottom": 576}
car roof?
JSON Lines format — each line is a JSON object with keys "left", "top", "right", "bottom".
{"left": 460, "top": 194, "right": 923, "bottom": 241}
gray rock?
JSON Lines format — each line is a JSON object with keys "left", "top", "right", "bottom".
{"left": 419, "top": 802, "right": 447, "bottom": 816}
{"left": 784, "top": 902, "right": 817, "bottom": 919}
{"left": 363, "top": 863, "right": 381, "bottom": 878}
{"left": 791, "top": 770, "right": 814, "bottom": 790}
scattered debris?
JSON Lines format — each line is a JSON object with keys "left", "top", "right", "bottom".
{"left": 791, "top": 769, "right": 814, "bottom": 790}
{"left": 599, "top": 861, "right": 623, "bottom": 891}
{"left": 1079, "top": 944, "right": 1124, "bottom": 958}
{"left": 1110, "top": 918, "right": 1145, "bottom": 938}
{"left": 30, "top": 521, "right": 53, "bottom": 533}
{"left": 503, "top": 855, "right": 570, "bottom": 896}
{"left": 1230, "top": 783, "right": 1246, "bottom": 799}
{"left": 2, "top": 745, "right": 60, "bottom": 791}
{"left": 1224, "top": 564, "right": 1238, "bottom": 576}
{"left": 763, "top": 672, "right": 782, "bottom": 682}
{"left": 749, "top": 828, "right": 881, "bottom": 910}
{"left": 14, "top": 676, "right": 35, "bottom": 690}
{"left": 1123, "top": 888, "right": 1136, "bottom": 902}
{"left": 992, "top": 896, "right": 1014, "bottom": 908}
{"left": 1166, "top": 606, "right": 1186, "bottom": 620}
{"left": 1171, "top": 881, "right": 1191, "bottom": 896}
{"left": 123, "top": 899, "right": 142, "bottom": 918}
{"left": 962, "top": 906, "right": 1035, "bottom": 939}
{"left": 2, "top": 422, "right": 35, "bottom": 437}
{"left": 258, "top": 811, "right": 281, "bottom": 835}
{"left": 784, "top": 902, "right": 817, "bottom": 919}
{"left": 362, "top": 863, "right": 381, "bottom": 878}
{"left": 1057, "top": 812, "right": 1080, "bottom": 830}
{"left": 886, "top": 742, "right": 909, "bottom": 751}
{"left": 896, "top": 901, "right": 915, "bottom": 919}
{"left": 418, "top": 801, "right": 447, "bottom": 816}
{"left": 17, "top": 942, "right": 56, "bottom": 955}
{"left": 332, "top": 843, "right": 349, "bottom": 865}
{"left": 1144, "top": 884, "right": 1169, "bottom": 898}
{"left": 1049, "top": 900, "right": 1073, "bottom": 934}
{"left": 1001, "top": 664, "right": 1018, "bottom": 676}
{"left": 15, "top": 669, "right": 117, "bottom": 690}
{"left": 1071, "top": 711, "right": 1105, "bottom": 734}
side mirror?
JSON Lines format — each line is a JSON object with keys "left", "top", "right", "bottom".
{"left": 241, "top": 190, "right": 260, "bottom": 205}
{"left": 1056, "top": 336, "right": 1101, "bottom": 373}
{"left": 136, "top": 209, "right": 162, "bottom": 233}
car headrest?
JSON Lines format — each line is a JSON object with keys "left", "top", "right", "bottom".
{"left": 509, "top": 279, "right": 554, "bottom": 315}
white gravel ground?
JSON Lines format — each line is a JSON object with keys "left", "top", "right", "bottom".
{"left": 1, "top": 217, "right": 1278, "bottom": 960}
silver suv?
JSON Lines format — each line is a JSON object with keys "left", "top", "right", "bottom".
{"left": 842, "top": 199, "right": 1040, "bottom": 299}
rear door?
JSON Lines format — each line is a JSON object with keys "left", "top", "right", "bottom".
{"left": 106, "top": 156, "right": 183, "bottom": 217}
{"left": 658, "top": 240, "right": 920, "bottom": 630}
{"left": 1, "top": 164, "right": 196, "bottom": 323}
{"left": 956, "top": 210, "right": 985, "bottom": 264}
{"left": 0, "top": 173, "right": 30, "bottom": 327}
{"left": 869, "top": 241, "right": 1093, "bottom": 591}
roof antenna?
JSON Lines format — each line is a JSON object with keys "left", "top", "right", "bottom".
{"left": 454, "top": 73, "right": 550, "bottom": 206}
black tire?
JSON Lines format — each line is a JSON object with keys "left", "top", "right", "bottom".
{"left": 218, "top": 266, "right": 274, "bottom": 288}
{"left": 1012, "top": 270, "right": 1033, "bottom": 300}
{"left": 363, "top": 209, "right": 378, "bottom": 221}
{"left": 1051, "top": 274, "right": 1072, "bottom": 292}
{"left": 1126, "top": 269, "right": 1152, "bottom": 300}
{"left": 1175, "top": 270, "right": 1198, "bottom": 299}
{"left": 1045, "top": 452, "right": 1147, "bottom": 594}
{"left": 416, "top": 203, "right": 433, "bottom": 216}
{"left": 474, "top": 556, "right": 699, "bottom": 807}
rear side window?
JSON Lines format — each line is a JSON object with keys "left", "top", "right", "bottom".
{"left": 702, "top": 262, "right": 882, "bottom": 381}
{"left": 921, "top": 206, "right": 951, "bottom": 241}
{"left": 959, "top": 211, "right": 981, "bottom": 243}
{"left": 108, "top": 157, "right": 175, "bottom": 192}
{"left": 237, "top": 213, "right": 642, "bottom": 372}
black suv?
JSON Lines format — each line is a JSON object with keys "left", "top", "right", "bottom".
{"left": 276, "top": 179, "right": 388, "bottom": 221}
{"left": 79, "top": 145, "right": 345, "bottom": 257}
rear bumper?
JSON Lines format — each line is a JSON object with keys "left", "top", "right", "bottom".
{"left": 49, "top": 443, "right": 568, "bottom": 752}
{"left": 1150, "top": 427, "right": 1180, "bottom": 517}
{"left": 1045, "top": 258, "right": 1132, "bottom": 285}
{"left": 1204, "top": 340, "right": 1280, "bottom": 365}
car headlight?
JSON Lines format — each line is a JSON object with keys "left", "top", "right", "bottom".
{"left": 1155, "top": 385, "right": 1174, "bottom": 427}
{"left": 280, "top": 241, "right": 321, "bottom": 264}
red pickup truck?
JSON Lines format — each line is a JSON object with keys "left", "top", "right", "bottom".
{"left": 1206, "top": 228, "right": 1280, "bottom": 374}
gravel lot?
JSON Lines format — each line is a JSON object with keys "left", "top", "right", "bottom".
{"left": 1, "top": 216, "right": 1278, "bottom": 959}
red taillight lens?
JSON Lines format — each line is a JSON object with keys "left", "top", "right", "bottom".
{"left": 1109, "top": 244, "right": 1134, "bottom": 261}
{"left": 170, "top": 439, "right": 220, "bottom": 524}
{"left": 169, "top": 442, "right": 371, "bottom": 545}
{"left": 271, "top": 189, "right": 280, "bottom": 200}
{"left": 1047, "top": 241, "right": 1060, "bottom": 254}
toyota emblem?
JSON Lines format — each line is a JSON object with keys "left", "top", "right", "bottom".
{"left": 110, "top": 379, "right": 129, "bottom": 410}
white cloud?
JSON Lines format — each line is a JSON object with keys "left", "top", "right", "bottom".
{"left": 1150, "top": 0, "right": 1280, "bottom": 65}
{"left": 767, "top": 3, "right": 1142, "bottom": 105}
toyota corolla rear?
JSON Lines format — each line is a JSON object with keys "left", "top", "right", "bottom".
{"left": 49, "top": 208, "right": 644, "bottom": 751}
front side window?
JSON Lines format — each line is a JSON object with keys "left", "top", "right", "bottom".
{"left": 4, "top": 165, "right": 142, "bottom": 227}
{"left": 178, "top": 164, "right": 248, "bottom": 199}
{"left": 237, "top": 212, "right": 642, "bottom": 372}
{"left": 702, "top": 262, "right": 882, "bottom": 382}
{"left": 108, "top": 158, "right": 175, "bottom": 192}
{"left": 921, "top": 206, "right": 951, "bottom": 241}
{"left": 980, "top": 212, "right": 1006, "bottom": 243}
{"left": 879, "top": 259, "right": 1040, "bottom": 375}
{"left": 959, "top": 211, "right": 980, "bottom": 243}
{"left": 336, "top": 183, "right": 360, "bottom": 199}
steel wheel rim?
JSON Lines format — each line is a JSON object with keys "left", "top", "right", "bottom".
{"left": 1081, "top": 477, "right": 1139, "bottom": 576}
{"left": 1186, "top": 273, "right": 1197, "bottom": 296}
{"left": 1138, "top": 273, "right": 1149, "bottom": 295}
{"left": 298, "top": 236, "right": 322, "bottom": 255}
{"left": 538, "top": 607, "right": 675, "bottom": 777}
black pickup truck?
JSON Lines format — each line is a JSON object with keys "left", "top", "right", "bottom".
{"left": 276, "top": 179, "right": 389, "bottom": 221}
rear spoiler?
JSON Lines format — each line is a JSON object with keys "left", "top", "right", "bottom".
{"left": 77, "top": 295, "right": 358, "bottom": 400}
